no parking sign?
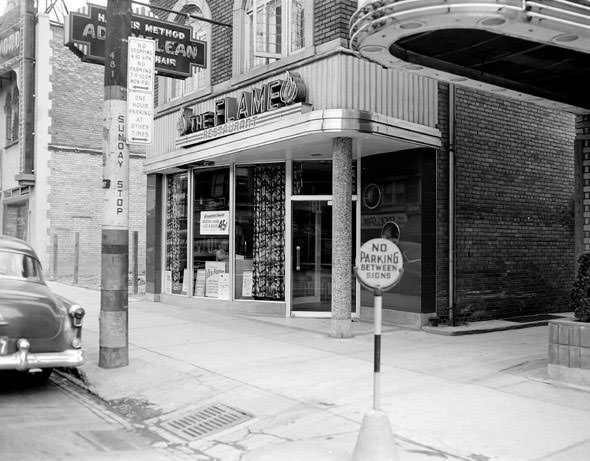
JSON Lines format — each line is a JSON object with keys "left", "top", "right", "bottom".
{"left": 353, "top": 237, "right": 404, "bottom": 420}
{"left": 355, "top": 238, "right": 404, "bottom": 292}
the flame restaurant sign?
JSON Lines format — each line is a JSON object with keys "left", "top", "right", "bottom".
{"left": 177, "top": 71, "right": 307, "bottom": 145}
{"left": 65, "top": 3, "right": 206, "bottom": 79}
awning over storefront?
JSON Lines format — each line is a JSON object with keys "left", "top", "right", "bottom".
{"left": 350, "top": 0, "right": 590, "bottom": 113}
{"left": 144, "top": 105, "right": 441, "bottom": 174}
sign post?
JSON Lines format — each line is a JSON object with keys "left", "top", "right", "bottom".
{"left": 99, "top": 0, "right": 131, "bottom": 369}
{"left": 352, "top": 238, "right": 404, "bottom": 460}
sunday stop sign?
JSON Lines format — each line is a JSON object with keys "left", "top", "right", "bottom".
{"left": 356, "top": 238, "right": 404, "bottom": 291}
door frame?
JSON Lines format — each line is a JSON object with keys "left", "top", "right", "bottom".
{"left": 287, "top": 193, "right": 360, "bottom": 318}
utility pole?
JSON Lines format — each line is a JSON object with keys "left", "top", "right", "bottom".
{"left": 99, "top": 0, "right": 132, "bottom": 368}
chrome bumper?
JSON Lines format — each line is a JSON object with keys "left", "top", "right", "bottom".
{"left": 0, "top": 339, "right": 85, "bottom": 371}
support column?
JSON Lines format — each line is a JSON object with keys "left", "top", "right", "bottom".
{"left": 331, "top": 137, "right": 353, "bottom": 338}
{"left": 575, "top": 113, "right": 590, "bottom": 260}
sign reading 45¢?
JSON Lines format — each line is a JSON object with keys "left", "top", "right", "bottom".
{"left": 200, "top": 211, "right": 229, "bottom": 235}
{"left": 355, "top": 238, "right": 404, "bottom": 292}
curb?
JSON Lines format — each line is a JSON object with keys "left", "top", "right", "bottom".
{"left": 422, "top": 320, "right": 552, "bottom": 336}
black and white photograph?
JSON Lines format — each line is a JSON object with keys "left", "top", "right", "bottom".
{"left": 1, "top": 0, "right": 589, "bottom": 459}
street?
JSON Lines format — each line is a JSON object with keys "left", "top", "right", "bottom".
{"left": 0, "top": 371, "right": 192, "bottom": 460}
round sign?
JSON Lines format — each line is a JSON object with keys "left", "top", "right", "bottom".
{"left": 362, "top": 183, "right": 381, "bottom": 209}
{"left": 355, "top": 238, "right": 404, "bottom": 291}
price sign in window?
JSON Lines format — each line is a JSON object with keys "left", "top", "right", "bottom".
{"left": 200, "top": 211, "right": 230, "bottom": 235}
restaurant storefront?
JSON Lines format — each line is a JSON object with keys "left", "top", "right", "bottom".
{"left": 145, "top": 55, "right": 441, "bottom": 327}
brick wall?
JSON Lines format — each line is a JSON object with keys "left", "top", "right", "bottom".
{"left": 442, "top": 86, "right": 576, "bottom": 320}
{"left": 46, "top": 23, "right": 147, "bottom": 286}
{"left": 50, "top": 26, "right": 103, "bottom": 150}
{"left": 314, "top": 0, "right": 357, "bottom": 46}
{"left": 47, "top": 152, "right": 146, "bottom": 284}
{"left": 209, "top": 1, "right": 232, "bottom": 86}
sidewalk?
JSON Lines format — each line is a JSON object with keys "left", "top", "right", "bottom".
{"left": 48, "top": 282, "right": 590, "bottom": 460}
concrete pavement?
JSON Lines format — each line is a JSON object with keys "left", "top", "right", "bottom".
{"left": 48, "top": 282, "right": 590, "bottom": 460}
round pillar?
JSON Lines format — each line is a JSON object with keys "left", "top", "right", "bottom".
{"left": 331, "top": 137, "right": 353, "bottom": 338}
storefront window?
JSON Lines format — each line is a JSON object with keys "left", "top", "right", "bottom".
{"left": 165, "top": 172, "right": 188, "bottom": 294}
{"left": 235, "top": 164, "right": 285, "bottom": 300}
{"left": 361, "top": 151, "right": 423, "bottom": 311}
{"left": 193, "top": 168, "right": 230, "bottom": 299}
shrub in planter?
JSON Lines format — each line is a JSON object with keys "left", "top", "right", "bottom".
{"left": 549, "top": 253, "right": 590, "bottom": 388}
{"left": 569, "top": 253, "right": 590, "bottom": 322}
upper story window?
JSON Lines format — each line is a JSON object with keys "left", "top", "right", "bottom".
{"left": 157, "top": 1, "right": 211, "bottom": 105}
{"left": 4, "top": 86, "right": 18, "bottom": 144}
{"left": 235, "top": 0, "right": 310, "bottom": 75}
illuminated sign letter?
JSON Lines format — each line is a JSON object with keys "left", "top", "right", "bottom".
{"left": 237, "top": 92, "right": 252, "bottom": 119}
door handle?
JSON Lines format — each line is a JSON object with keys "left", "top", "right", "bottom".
{"left": 296, "top": 245, "right": 300, "bottom": 271}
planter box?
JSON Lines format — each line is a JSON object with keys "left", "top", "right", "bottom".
{"left": 548, "top": 318, "right": 590, "bottom": 389}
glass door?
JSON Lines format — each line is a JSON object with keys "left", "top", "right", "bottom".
{"left": 292, "top": 200, "right": 332, "bottom": 311}
{"left": 291, "top": 200, "right": 357, "bottom": 314}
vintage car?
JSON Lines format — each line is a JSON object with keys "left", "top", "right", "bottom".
{"left": 0, "top": 235, "right": 85, "bottom": 382}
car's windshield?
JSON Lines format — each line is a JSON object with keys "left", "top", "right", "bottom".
{"left": 0, "top": 250, "right": 44, "bottom": 282}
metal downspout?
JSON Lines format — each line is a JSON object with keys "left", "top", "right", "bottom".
{"left": 449, "top": 84, "right": 456, "bottom": 326}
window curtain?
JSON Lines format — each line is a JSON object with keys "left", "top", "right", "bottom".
{"left": 252, "top": 165, "right": 285, "bottom": 300}
{"left": 166, "top": 173, "right": 187, "bottom": 294}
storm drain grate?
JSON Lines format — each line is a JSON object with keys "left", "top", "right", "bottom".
{"left": 157, "top": 403, "right": 253, "bottom": 441}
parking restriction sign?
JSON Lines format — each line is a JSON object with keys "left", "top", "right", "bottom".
{"left": 127, "top": 37, "right": 154, "bottom": 144}
{"left": 355, "top": 238, "right": 404, "bottom": 292}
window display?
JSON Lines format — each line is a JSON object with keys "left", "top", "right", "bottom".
{"left": 193, "top": 168, "right": 230, "bottom": 298}
{"left": 235, "top": 164, "right": 285, "bottom": 300}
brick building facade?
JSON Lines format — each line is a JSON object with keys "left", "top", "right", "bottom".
{"left": 437, "top": 84, "right": 575, "bottom": 321}
{"left": 0, "top": 3, "right": 146, "bottom": 285}
{"left": 143, "top": 0, "right": 577, "bottom": 326}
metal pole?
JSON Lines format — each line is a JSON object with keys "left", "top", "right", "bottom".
{"left": 22, "top": 0, "right": 35, "bottom": 174}
{"left": 53, "top": 234, "right": 58, "bottom": 279}
{"left": 99, "top": 0, "right": 131, "bottom": 368}
{"left": 373, "top": 291, "right": 382, "bottom": 410}
{"left": 132, "top": 230, "right": 138, "bottom": 295}
{"left": 74, "top": 232, "right": 79, "bottom": 284}
{"left": 448, "top": 84, "right": 456, "bottom": 326}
